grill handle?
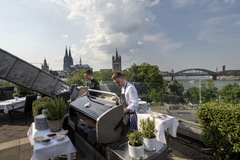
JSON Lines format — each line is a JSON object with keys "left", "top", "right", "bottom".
{"left": 87, "top": 89, "right": 120, "bottom": 105}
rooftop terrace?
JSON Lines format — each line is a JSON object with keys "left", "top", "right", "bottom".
{"left": 0, "top": 107, "right": 215, "bottom": 160}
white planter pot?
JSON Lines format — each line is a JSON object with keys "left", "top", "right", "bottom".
{"left": 14, "top": 97, "right": 18, "bottom": 101}
{"left": 143, "top": 136, "right": 156, "bottom": 151}
{"left": 128, "top": 142, "right": 144, "bottom": 159}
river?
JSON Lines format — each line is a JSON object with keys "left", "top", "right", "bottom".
{"left": 164, "top": 76, "right": 240, "bottom": 90}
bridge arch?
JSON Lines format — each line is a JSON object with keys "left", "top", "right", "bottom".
{"left": 218, "top": 70, "right": 240, "bottom": 76}
{"left": 172, "top": 68, "right": 218, "bottom": 80}
{"left": 174, "top": 68, "right": 216, "bottom": 76}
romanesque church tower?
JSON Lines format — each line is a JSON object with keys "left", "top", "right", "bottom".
{"left": 63, "top": 46, "right": 73, "bottom": 72}
{"left": 112, "top": 48, "right": 122, "bottom": 72}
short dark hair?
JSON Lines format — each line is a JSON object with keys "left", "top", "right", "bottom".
{"left": 84, "top": 70, "right": 93, "bottom": 76}
{"left": 111, "top": 72, "right": 124, "bottom": 79}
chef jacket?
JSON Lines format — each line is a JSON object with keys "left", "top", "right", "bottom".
{"left": 121, "top": 81, "right": 139, "bottom": 112}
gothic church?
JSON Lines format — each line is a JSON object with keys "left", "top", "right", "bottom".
{"left": 63, "top": 47, "right": 73, "bottom": 72}
{"left": 112, "top": 48, "right": 122, "bottom": 72}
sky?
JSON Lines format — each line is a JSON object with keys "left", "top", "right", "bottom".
{"left": 0, "top": 0, "right": 240, "bottom": 72}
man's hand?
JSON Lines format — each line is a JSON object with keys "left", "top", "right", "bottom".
{"left": 124, "top": 108, "right": 129, "bottom": 114}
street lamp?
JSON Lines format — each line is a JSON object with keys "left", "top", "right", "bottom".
{"left": 199, "top": 79, "right": 202, "bottom": 105}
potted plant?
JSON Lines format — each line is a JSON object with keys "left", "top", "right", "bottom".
{"left": 44, "top": 97, "right": 66, "bottom": 132}
{"left": 127, "top": 130, "right": 144, "bottom": 159}
{"left": 140, "top": 117, "right": 157, "bottom": 151}
{"left": 12, "top": 92, "right": 20, "bottom": 101}
{"left": 37, "top": 93, "right": 42, "bottom": 99}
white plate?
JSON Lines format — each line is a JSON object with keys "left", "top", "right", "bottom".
{"left": 59, "top": 130, "right": 68, "bottom": 135}
{"left": 55, "top": 135, "right": 65, "bottom": 141}
{"left": 41, "top": 138, "right": 51, "bottom": 145}
{"left": 33, "top": 136, "right": 44, "bottom": 142}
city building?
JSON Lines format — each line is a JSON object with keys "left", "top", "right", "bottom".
{"left": 43, "top": 46, "right": 92, "bottom": 78}
{"left": 41, "top": 58, "right": 49, "bottom": 72}
{"left": 63, "top": 46, "right": 92, "bottom": 73}
{"left": 63, "top": 46, "right": 73, "bottom": 72}
{"left": 72, "top": 56, "right": 92, "bottom": 71}
{"left": 222, "top": 65, "right": 226, "bottom": 71}
{"left": 112, "top": 48, "right": 122, "bottom": 72}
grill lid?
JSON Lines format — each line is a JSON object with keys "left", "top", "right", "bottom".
{"left": 70, "top": 90, "right": 124, "bottom": 143}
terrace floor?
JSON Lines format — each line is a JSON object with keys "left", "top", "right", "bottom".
{"left": 0, "top": 111, "right": 214, "bottom": 160}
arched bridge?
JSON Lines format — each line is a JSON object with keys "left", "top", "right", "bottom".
{"left": 162, "top": 68, "right": 240, "bottom": 80}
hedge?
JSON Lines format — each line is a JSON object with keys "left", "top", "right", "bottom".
{"left": 32, "top": 96, "right": 51, "bottom": 121}
{"left": 197, "top": 102, "right": 240, "bottom": 160}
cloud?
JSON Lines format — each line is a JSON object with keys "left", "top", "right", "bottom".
{"left": 208, "top": 0, "right": 236, "bottom": 12}
{"left": 223, "top": 0, "right": 235, "bottom": 5}
{"left": 48, "top": 0, "right": 184, "bottom": 70}
{"left": 197, "top": 15, "right": 240, "bottom": 43}
{"left": 143, "top": 32, "right": 183, "bottom": 52}
{"left": 172, "top": 0, "right": 196, "bottom": 8}
{"left": 148, "top": 0, "right": 160, "bottom": 7}
{"left": 50, "top": 0, "right": 157, "bottom": 61}
{"left": 197, "top": 30, "right": 218, "bottom": 43}
{"left": 233, "top": 21, "right": 240, "bottom": 27}
{"left": 61, "top": 34, "right": 69, "bottom": 38}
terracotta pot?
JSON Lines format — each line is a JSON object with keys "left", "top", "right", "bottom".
{"left": 46, "top": 118, "right": 64, "bottom": 132}
{"left": 128, "top": 142, "right": 144, "bottom": 159}
{"left": 143, "top": 136, "right": 156, "bottom": 151}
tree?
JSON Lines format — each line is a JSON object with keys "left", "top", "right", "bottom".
{"left": 123, "top": 63, "right": 164, "bottom": 84}
{"left": 122, "top": 63, "right": 139, "bottom": 82}
{"left": 149, "top": 88, "right": 162, "bottom": 102}
{"left": 185, "top": 87, "right": 199, "bottom": 104}
{"left": 218, "top": 83, "right": 240, "bottom": 104}
{"left": 122, "top": 63, "right": 164, "bottom": 102}
{"left": 94, "top": 70, "right": 114, "bottom": 82}
{"left": 169, "top": 80, "right": 184, "bottom": 96}
{"left": 201, "top": 80, "right": 218, "bottom": 103}
{"left": 66, "top": 70, "right": 85, "bottom": 85}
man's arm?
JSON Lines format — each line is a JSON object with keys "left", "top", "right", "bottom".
{"left": 126, "top": 86, "right": 139, "bottom": 112}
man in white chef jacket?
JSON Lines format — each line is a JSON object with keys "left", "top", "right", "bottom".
{"left": 112, "top": 72, "right": 139, "bottom": 134}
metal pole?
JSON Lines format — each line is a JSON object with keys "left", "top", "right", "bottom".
{"left": 199, "top": 79, "right": 201, "bottom": 104}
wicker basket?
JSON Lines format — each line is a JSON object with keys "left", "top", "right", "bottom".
{"left": 46, "top": 118, "right": 64, "bottom": 132}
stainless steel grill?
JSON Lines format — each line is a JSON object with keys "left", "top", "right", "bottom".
{"left": 69, "top": 90, "right": 124, "bottom": 144}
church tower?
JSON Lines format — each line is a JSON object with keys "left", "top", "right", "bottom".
{"left": 80, "top": 56, "right": 82, "bottom": 65}
{"left": 63, "top": 46, "right": 69, "bottom": 71}
{"left": 63, "top": 46, "right": 73, "bottom": 72}
{"left": 41, "top": 58, "right": 49, "bottom": 72}
{"left": 112, "top": 48, "right": 122, "bottom": 72}
{"left": 69, "top": 47, "right": 73, "bottom": 66}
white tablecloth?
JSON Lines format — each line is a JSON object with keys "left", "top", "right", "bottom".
{"left": 0, "top": 97, "right": 25, "bottom": 113}
{"left": 27, "top": 123, "right": 76, "bottom": 160}
{"left": 137, "top": 113, "right": 179, "bottom": 144}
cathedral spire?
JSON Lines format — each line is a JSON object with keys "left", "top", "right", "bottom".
{"left": 44, "top": 57, "right": 47, "bottom": 67}
{"left": 69, "top": 47, "right": 72, "bottom": 57}
{"left": 80, "top": 56, "right": 82, "bottom": 65}
{"left": 65, "top": 46, "right": 68, "bottom": 56}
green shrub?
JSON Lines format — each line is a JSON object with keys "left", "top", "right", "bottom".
{"left": 140, "top": 117, "right": 156, "bottom": 138}
{"left": 12, "top": 92, "right": 20, "bottom": 97}
{"left": 0, "top": 80, "right": 14, "bottom": 87}
{"left": 32, "top": 97, "right": 51, "bottom": 121}
{"left": 197, "top": 102, "right": 240, "bottom": 160}
{"left": 44, "top": 97, "right": 66, "bottom": 120}
{"left": 16, "top": 85, "right": 34, "bottom": 94}
{"left": 127, "top": 130, "right": 144, "bottom": 146}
